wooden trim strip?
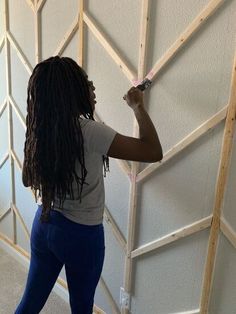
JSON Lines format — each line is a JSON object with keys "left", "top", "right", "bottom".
{"left": 147, "top": 0, "right": 224, "bottom": 81}
{"left": 0, "top": 35, "right": 5, "bottom": 53}
{"left": 11, "top": 203, "right": 30, "bottom": 240}
{"left": 78, "top": 0, "right": 84, "bottom": 66}
{"left": 7, "top": 32, "right": 33, "bottom": 74}
{"left": 93, "top": 305, "right": 106, "bottom": 314}
{"left": 172, "top": 309, "right": 199, "bottom": 314}
{"left": 0, "top": 232, "right": 29, "bottom": 258}
{"left": 9, "top": 95, "right": 26, "bottom": 130}
{"left": 0, "top": 98, "right": 7, "bottom": 118}
{"left": 200, "top": 52, "right": 236, "bottom": 314}
{"left": 131, "top": 215, "right": 212, "bottom": 259}
{"left": 104, "top": 205, "right": 126, "bottom": 252}
{"left": 34, "top": 5, "right": 41, "bottom": 63}
{"left": 138, "top": 0, "right": 150, "bottom": 80}
{"left": 11, "top": 149, "right": 23, "bottom": 170}
{"left": 83, "top": 11, "right": 136, "bottom": 83}
{"left": 137, "top": 105, "right": 227, "bottom": 183}
{"left": 54, "top": 17, "right": 79, "bottom": 56}
{"left": 99, "top": 277, "right": 120, "bottom": 314}
{"left": 0, "top": 152, "right": 9, "bottom": 169}
{"left": 123, "top": 2, "right": 151, "bottom": 312}
{"left": 37, "top": 0, "right": 46, "bottom": 12}
{"left": 116, "top": 160, "right": 131, "bottom": 178}
{"left": 220, "top": 216, "right": 236, "bottom": 249}
{"left": 0, "top": 208, "right": 11, "bottom": 222}
{"left": 25, "top": 0, "right": 35, "bottom": 12}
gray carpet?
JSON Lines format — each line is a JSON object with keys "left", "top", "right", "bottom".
{"left": 0, "top": 247, "right": 70, "bottom": 314}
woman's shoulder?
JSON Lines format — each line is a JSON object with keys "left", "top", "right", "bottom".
{"left": 79, "top": 117, "right": 104, "bottom": 130}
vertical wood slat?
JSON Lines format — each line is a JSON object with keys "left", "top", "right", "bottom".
{"left": 35, "top": 0, "right": 46, "bottom": 63}
{"left": 200, "top": 52, "right": 236, "bottom": 314}
{"left": 78, "top": 0, "right": 84, "bottom": 66}
{"left": 34, "top": 0, "right": 46, "bottom": 64}
{"left": 138, "top": 0, "right": 150, "bottom": 80}
{"left": 35, "top": 1, "right": 41, "bottom": 64}
{"left": 122, "top": 2, "right": 150, "bottom": 313}
{"left": 4, "top": 0, "right": 17, "bottom": 245}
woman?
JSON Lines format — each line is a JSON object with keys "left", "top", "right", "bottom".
{"left": 15, "top": 56, "right": 163, "bottom": 314}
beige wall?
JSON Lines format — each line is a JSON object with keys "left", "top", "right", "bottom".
{"left": 0, "top": 1, "right": 236, "bottom": 313}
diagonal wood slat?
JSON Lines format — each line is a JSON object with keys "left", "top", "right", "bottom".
{"left": 7, "top": 32, "right": 33, "bottom": 74}
{"left": 11, "top": 203, "right": 30, "bottom": 240}
{"left": 131, "top": 215, "right": 212, "bottom": 259}
{"left": 99, "top": 277, "right": 121, "bottom": 314}
{"left": 220, "top": 216, "right": 236, "bottom": 249}
{"left": 104, "top": 205, "right": 126, "bottom": 252}
{"left": 9, "top": 96, "right": 26, "bottom": 130}
{"left": 0, "top": 208, "right": 11, "bottom": 222}
{"left": 0, "top": 152, "right": 9, "bottom": 169}
{"left": 137, "top": 105, "right": 228, "bottom": 183}
{"left": 11, "top": 149, "right": 23, "bottom": 171}
{"left": 54, "top": 17, "right": 79, "bottom": 56}
{"left": 0, "top": 98, "right": 7, "bottom": 118}
{"left": 25, "top": 0, "right": 35, "bottom": 12}
{"left": 172, "top": 310, "right": 199, "bottom": 314}
{"left": 83, "top": 11, "right": 136, "bottom": 83}
{"left": 0, "top": 36, "right": 5, "bottom": 53}
{"left": 37, "top": 0, "right": 46, "bottom": 12}
{"left": 146, "top": 0, "right": 224, "bottom": 81}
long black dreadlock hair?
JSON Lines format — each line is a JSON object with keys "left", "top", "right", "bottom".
{"left": 23, "top": 56, "right": 109, "bottom": 223}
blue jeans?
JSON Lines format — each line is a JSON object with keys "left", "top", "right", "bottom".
{"left": 15, "top": 205, "right": 105, "bottom": 314}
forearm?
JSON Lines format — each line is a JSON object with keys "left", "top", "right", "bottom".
{"left": 133, "top": 104, "right": 163, "bottom": 157}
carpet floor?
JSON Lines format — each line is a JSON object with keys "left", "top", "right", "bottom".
{"left": 0, "top": 246, "right": 71, "bottom": 314}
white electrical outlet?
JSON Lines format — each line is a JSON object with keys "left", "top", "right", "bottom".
{"left": 120, "top": 287, "right": 130, "bottom": 309}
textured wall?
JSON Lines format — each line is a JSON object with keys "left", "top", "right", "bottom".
{"left": 0, "top": 1, "right": 236, "bottom": 314}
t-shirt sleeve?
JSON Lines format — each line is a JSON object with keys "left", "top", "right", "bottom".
{"left": 82, "top": 119, "right": 117, "bottom": 155}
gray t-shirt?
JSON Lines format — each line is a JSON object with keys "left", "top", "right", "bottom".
{"left": 41, "top": 118, "right": 117, "bottom": 225}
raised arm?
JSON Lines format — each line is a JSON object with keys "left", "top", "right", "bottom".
{"left": 107, "top": 87, "right": 163, "bottom": 163}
